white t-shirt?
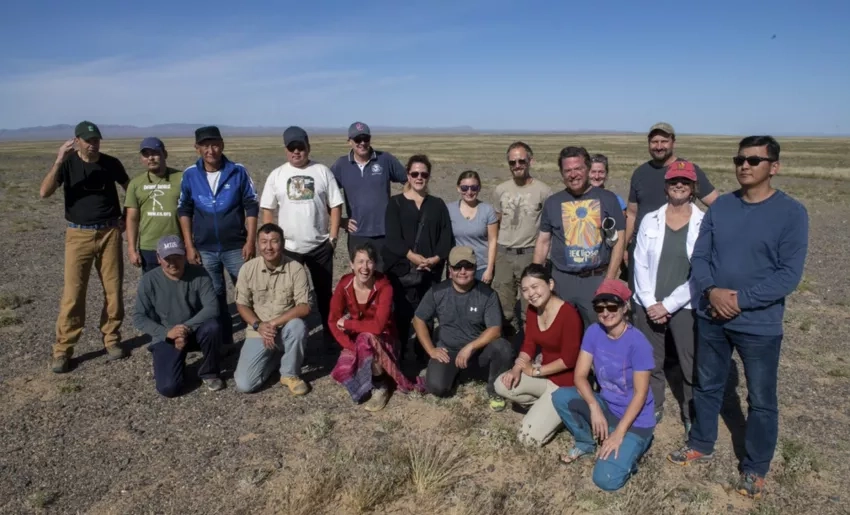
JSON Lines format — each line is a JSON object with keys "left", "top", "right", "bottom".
{"left": 260, "top": 161, "right": 344, "bottom": 254}
{"left": 206, "top": 171, "right": 222, "bottom": 194}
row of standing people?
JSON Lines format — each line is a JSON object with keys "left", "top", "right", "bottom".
{"left": 40, "top": 120, "right": 808, "bottom": 498}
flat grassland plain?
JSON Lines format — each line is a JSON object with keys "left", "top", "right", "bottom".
{"left": 1, "top": 134, "right": 849, "bottom": 515}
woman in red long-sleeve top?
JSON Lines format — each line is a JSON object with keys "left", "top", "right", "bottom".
{"left": 494, "top": 263, "right": 584, "bottom": 446}
{"left": 330, "top": 242, "right": 424, "bottom": 411}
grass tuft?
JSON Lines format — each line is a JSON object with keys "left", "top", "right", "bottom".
{"left": 303, "top": 412, "right": 335, "bottom": 442}
{"left": 408, "top": 438, "right": 468, "bottom": 494}
{"left": 0, "top": 292, "right": 30, "bottom": 310}
{"left": 779, "top": 438, "right": 819, "bottom": 485}
{"left": 342, "top": 447, "right": 409, "bottom": 513}
{"left": 270, "top": 454, "right": 344, "bottom": 515}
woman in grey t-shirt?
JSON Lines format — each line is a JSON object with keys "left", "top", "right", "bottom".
{"left": 447, "top": 171, "right": 498, "bottom": 283}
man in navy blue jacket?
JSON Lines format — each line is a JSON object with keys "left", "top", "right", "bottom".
{"left": 178, "top": 126, "right": 259, "bottom": 345}
{"left": 667, "top": 135, "right": 809, "bottom": 500}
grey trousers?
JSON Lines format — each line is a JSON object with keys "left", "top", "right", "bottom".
{"left": 550, "top": 268, "right": 606, "bottom": 330}
{"left": 234, "top": 318, "right": 308, "bottom": 393}
{"left": 632, "top": 304, "right": 696, "bottom": 423}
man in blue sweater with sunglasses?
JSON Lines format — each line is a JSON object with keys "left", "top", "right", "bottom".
{"left": 667, "top": 135, "right": 809, "bottom": 501}
{"left": 178, "top": 126, "right": 259, "bottom": 346}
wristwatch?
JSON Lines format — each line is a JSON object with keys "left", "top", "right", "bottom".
{"left": 252, "top": 321, "right": 261, "bottom": 331}
{"left": 533, "top": 366, "right": 542, "bottom": 377}
{"left": 703, "top": 286, "right": 716, "bottom": 299}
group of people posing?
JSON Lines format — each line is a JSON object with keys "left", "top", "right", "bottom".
{"left": 40, "top": 120, "right": 808, "bottom": 498}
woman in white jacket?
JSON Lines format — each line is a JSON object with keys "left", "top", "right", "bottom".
{"left": 633, "top": 161, "right": 704, "bottom": 435}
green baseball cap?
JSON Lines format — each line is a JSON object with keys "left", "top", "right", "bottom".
{"left": 74, "top": 121, "right": 103, "bottom": 140}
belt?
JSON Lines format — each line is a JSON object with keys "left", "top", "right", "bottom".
{"left": 567, "top": 266, "right": 608, "bottom": 278}
{"left": 68, "top": 219, "right": 120, "bottom": 230}
{"left": 499, "top": 245, "right": 535, "bottom": 255}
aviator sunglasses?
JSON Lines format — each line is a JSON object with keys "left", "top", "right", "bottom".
{"left": 508, "top": 158, "right": 528, "bottom": 167}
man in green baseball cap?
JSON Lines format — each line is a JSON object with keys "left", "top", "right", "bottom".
{"left": 39, "top": 120, "right": 130, "bottom": 373}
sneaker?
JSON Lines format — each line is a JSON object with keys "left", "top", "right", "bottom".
{"left": 655, "top": 410, "right": 664, "bottom": 423}
{"left": 364, "top": 387, "right": 389, "bottom": 412}
{"left": 736, "top": 472, "right": 766, "bottom": 499}
{"left": 203, "top": 377, "right": 225, "bottom": 392}
{"left": 667, "top": 445, "right": 714, "bottom": 466}
{"left": 489, "top": 396, "right": 506, "bottom": 412}
{"left": 105, "top": 344, "right": 128, "bottom": 361}
{"left": 280, "top": 376, "right": 310, "bottom": 396}
{"left": 51, "top": 355, "right": 71, "bottom": 374}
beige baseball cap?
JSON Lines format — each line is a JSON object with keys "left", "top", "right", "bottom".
{"left": 448, "top": 246, "right": 476, "bottom": 267}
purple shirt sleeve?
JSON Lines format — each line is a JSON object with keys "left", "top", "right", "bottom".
{"left": 579, "top": 324, "right": 599, "bottom": 355}
{"left": 628, "top": 329, "right": 655, "bottom": 372}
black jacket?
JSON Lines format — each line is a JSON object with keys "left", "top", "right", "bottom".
{"left": 383, "top": 193, "right": 454, "bottom": 280}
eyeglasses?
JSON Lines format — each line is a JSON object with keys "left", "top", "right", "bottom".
{"left": 665, "top": 178, "right": 693, "bottom": 187}
{"left": 451, "top": 263, "right": 476, "bottom": 271}
{"left": 352, "top": 136, "right": 371, "bottom": 145}
{"left": 733, "top": 155, "right": 776, "bottom": 167}
{"left": 409, "top": 172, "right": 430, "bottom": 179}
{"left": 593, "top": 304, "right": 621, "bottom": 314}
{"left": 459, "top": 185, "right": 480, "bottom": 192}
{"left": 287, "top": 142, "right": 307, "bottom": 152}
{"left": 508, "top": 159, "right": 528, "bottom": 167}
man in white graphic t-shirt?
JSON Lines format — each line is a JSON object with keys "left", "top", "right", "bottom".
{"left": 260, "top": 126, "right": 344, "bottom": 345}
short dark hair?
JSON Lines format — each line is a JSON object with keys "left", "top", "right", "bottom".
{"left": 520, "top": 263, "right": 552, "bottom": 283}
{"left": 506, "top": 141, "right": 533, "bottom": 158}
{"left": 558, "top": 146, "right": 592, "bottom": 171}
{"left": 456, "top": 170, "right": 481, "bottom": 186}
{"left": 738, "top": 135, "right": 780, "bottom": 161}
{"left": 590, "top": 153, "right": 609, "bottom": 173}
{"left": 350, "top": 241, "right": 378, "bottom": 263}
{"left": 258, "top": 223, "right": 284, "bottom": 239}
{"left": 406, "top": 154, "right": 432, "bottom": 174}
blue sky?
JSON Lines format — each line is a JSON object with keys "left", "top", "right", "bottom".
{"left": 1, "top": 0, "right": 848, "bottom": 134}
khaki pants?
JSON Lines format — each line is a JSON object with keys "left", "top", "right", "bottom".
{"left": 494, "top": 373, "right": 562, "bottom": 446}
{"left": 54, "top": 226, "right": 124, "bottom": 358}
{"left": 491, "top": 247, "right": 534, "bottom": 333}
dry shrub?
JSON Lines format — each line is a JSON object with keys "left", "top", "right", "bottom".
{"left": 408, "top": 438, "right": 468, "bottom": 494}
{"left": 342, "top": 446, "right": 409, "bottom": 513}
{"left": 449, "top": 480, "right": 554, "bottom": 515}
{"left": 267, "top": 454, "right": 343, "bottom": 515}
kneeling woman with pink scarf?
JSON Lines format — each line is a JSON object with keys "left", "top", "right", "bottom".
{"left": 330, "top": 242, "right": 425, "bottom": 411}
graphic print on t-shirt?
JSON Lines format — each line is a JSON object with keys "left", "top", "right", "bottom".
{"left": 141, "top": 183, "right": 173, "bottom": 217}
{"left": 594, "top": 346, "right": 629, "bottom": 398}
{"left": 560, "top": 199, "right": 603, "bottom": 269}
{"left": 502, "top": 193, "right": 539, "bottom": 230}
{"left": 287, "top": 176, "right": 315, "bottom": 200}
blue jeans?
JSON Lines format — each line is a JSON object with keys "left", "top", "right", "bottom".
{"left": 140, "top": 250, "right": 160, "bottom": 274}
{"left": 148, "top": 318, "right": 222, "bottom": 398}
{"left": 552, "top": 387, "right": 654, "bottom": 491}
{"left": 688, "top": 318, "right": 782, "bottom": 477}
{"left": 198, "top": 249, "right": 244, "bottom": 345}
{"left": 234, "top": 319, "right": 308, "bottom": 393}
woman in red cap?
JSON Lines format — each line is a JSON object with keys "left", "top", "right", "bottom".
{"left": 632, "top": 160, "right": 704, "bottom": 434}
{"left": 551, "top": 278, "right": 655, "bottom": 491}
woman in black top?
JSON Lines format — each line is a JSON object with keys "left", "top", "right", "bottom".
{"left": 383, "top": 154, "right": 453, "bottom": 366}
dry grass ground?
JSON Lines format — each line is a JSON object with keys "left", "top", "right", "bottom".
{"left": 1, "top": 133, "right": 849, "bottom": 515}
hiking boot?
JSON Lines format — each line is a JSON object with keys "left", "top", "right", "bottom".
{"left": 203, "top": 377, "right": 225, "bottom": 392}
{"left": 667, "top": 445, "right": 714, "bottom": 466}
{"left": 280, "top": 376, "right": 310, "bottom": 396}
{"left": 105, "top": 344, "right": 128, "bottom": 361}
{"left": 489, "top": 396, "right": 507, "bottom": 412}
{"left": 364, "top": 387, "right": 389, "bottom": 412}
{"left": 51, "top": 355, "right": 71, "bottom": 374}
{"left": 736, "top": 472, "right": 766, "bottom": 499}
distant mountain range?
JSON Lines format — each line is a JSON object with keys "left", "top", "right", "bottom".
{"left": 0, "top": 123, "right": 642, "bottom": 141}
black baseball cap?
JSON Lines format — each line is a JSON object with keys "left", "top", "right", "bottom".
{"left": 75, "top": 121, "right": 102, "bottom": 140}
{"left": 283, "top": 126, "right": 309, "bottom": 146}
{"left": 195, "top": 126, "right": 223, "bottom": 144}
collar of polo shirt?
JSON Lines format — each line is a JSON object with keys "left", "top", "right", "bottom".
{"left": 348, "top": 149, "right": 377, "bottom": 164}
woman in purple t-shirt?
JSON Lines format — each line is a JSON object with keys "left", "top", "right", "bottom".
{"left": 551, "top": 279, "right": 655, "bottom": 492}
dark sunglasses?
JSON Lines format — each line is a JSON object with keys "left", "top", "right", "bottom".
{"left": 451, "top": 263, "right": 476, "bottom": 271}
{"left": 733, "top": 155, "right": 776, "bottom": 167}
{"left": 459, "top": 185, "right": 480, "bottom": 193}
{"left": 508, "top": 159, "right": 528, "bottom": 167}
{"left": 593, "top": 303, "right": 621, "bottom": 314}
{"left": 409, "top": 171, "right": 430, "bottom": 179}
{"left": 665, "top": 178, "right": 694, "bottom": 187}
{"left": 352, "top": 136, "right": 371, "bottom": 145}
{"left": 287, "top": 142, "right": 307, "bottom": 152}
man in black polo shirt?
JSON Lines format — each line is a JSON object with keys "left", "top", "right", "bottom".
{"left": 413, "top": 246, "right": 512, "bottom": 411}
{"left": 39, "top": 121, "right": 130, "bottom": 373}
{"left": 330, "top": 121, "right": 407, "bottom": 272}
{"left": 624, "top": 122, "right": 718, "bottom": 290}
{"left": 533, "top": 146, "right": 626, "bottom": 329}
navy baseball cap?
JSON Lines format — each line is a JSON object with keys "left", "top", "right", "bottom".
{"left": 283, "top": 126, "right": 309, "bottom": 146}
{"left": 348, "top": 122, "right": 371, "bottom": 139}
{"left": 139, "top": 137, "right": 166, "bottom": 153}
{"left": 156, "top": 235, "right": 185, "bottom": 258}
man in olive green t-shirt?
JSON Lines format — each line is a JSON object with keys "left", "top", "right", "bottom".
{"left": 491, "top": 141, "right": 553, "bottom": 341}
{"left": 125, "top": 137, "right": 184, "bottom": 273}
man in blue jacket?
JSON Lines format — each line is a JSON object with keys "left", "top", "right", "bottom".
{"left": 330, "top": 121, "right": 407, "bottom": 272}
{"left": 178, "top": 126, "right": 259, "bottom": 345}
{"left": 666, "top": 135, "right": 809, "bottom": 500}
